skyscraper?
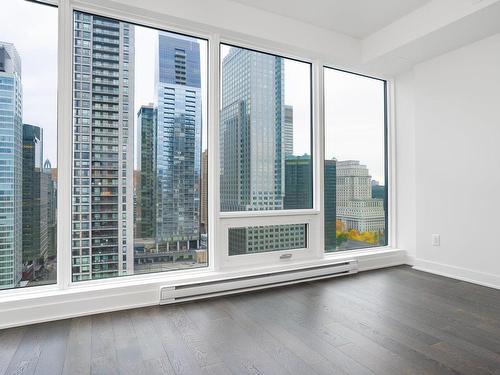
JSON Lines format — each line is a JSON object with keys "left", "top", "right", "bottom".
{"left": 324, "top": 158, "right": 337, "bottom": 251}
{"left": 221, "top": 47, "right": 306, "bottom": 254}
{"left": 136, "top": 104, "right": 156, "bottom": 239}
{"left": 283, "top": 105, "right": 294, "bottom": 158}
{"left": 72, "top": 12, "right": 135, "bottom": 281}
{"left": 200, "top": 150, "right": 208, "bottom": 234}
{"left": 336, "top": 160, "right": 385, "bottom": 233}
{"left": 155, "top": 32, "right": 202, "bottom": 251}
{"left": 220, "top": 48, "right": 285, "bottom": 212}
{"left": 22, "top": 124, "right": 48, "bottom": 275}
{"left": 0, "top": 42, "right": 22, "bottom": 289}
{"left": 44, "top": 159, "right": 57, "bottom": 261}
{"left": 284, "top": 155, "right": 312, "bottom": 209}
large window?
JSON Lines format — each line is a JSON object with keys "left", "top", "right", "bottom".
{"left": 324, "top": 68, "right": 387, "bottom": 252}
{"left": 0, "top": 1, "right": 391, "bottom": 295}
{"left": 0, "top": 0, "right": 58, "bottom": 290}
{"left": 72, "top": 11, "right": 208, "bottom": 281}
{"left": 219, "top": 44, "right": 312, "bottom": 212}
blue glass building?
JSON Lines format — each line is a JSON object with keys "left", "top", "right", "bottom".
{"left": 221, "top": 47, "right": 307, "bottom": 254}
{"left": 155, "top": 32, "right": 202, "bottom": 251}
{"left": 0, "top": 42, "right": 22, "bottom": 289}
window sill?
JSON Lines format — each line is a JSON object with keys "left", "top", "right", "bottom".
{"left": 0, "top": 247, "right": 406, "bottom": 329}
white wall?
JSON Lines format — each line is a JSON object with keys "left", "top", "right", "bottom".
{"left": 394, "top": 71, "right": 416, "bottom": 262}
{"left": 397, "top": 32, "right": 500, "bottom": 288}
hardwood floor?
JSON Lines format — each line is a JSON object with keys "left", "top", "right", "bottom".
{"left": 1, "top": 265, "right": 499, "bottom": 375}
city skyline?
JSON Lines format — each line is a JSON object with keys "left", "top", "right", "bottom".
{"left": 0, "top": 2, "right": 385, "bottom": 181}
{"left": 0, "top": 1, "right": 386, "bottom": 288}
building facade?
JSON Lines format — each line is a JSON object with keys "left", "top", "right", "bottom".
{"left": 22, "top": 124, "right": 48, "bottom": 273}
{"left": 324, "top": 158, "right": 337, "bottom": 251}
{"left": 200, "top": 149, "right": 208, "bottom": 234}
{"left": 72, "top": 12, "right": 135, "bottom": 281}
{"left": 155, "top": 32, "right": 202, "bottom": 252}
{"left": 284, "top": 155, "right": 313, "bottom": 210}
{"left": 136, "top": 104, "right": 156, "bottom": 240}
{"left": 0, "top": 42, "right": 22, "bottom": 289}
{"left": 221, "top": 47, "right": 306, "bottom": 254}
{"left": 336, "top": 160, "right": 385, "bottom": 233}
{"left": 43, "top": 159, "right": 57, "bottom": 261}
{"left": 283, "top": 105, "right": 294, "bottom": 158}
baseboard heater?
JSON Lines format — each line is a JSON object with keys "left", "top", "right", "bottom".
{"left": 160, "top": 259, "right": 358, "bottom": 304}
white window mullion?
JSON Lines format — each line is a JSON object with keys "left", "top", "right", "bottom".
{"left": 208, "top": 34, "right": 221, "bottom": 272}
{"left": 312, "top": 60, "right": 325, "bottom": 259}
{"left": 56, "top": 0, "right": 74, "bottom": 289}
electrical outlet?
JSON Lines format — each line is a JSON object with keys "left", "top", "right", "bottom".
{"left": 432, "top": 234, "right": 440, "bottom": 246}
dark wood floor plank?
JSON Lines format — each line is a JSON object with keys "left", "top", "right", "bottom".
{"left": 281, "top": 282, "right": 481, "bottom": 374}
{"left": 161, "top": 305, "right": 223, "bottom": 368}
{"left": 5, "top": 323, "right": 50, "bottom": 375}
{"left": 90, "top": 313, "right": 119, "bottom": 375}
{"left": 33, "top": 320, "right": 70, "bottom": 375}
{"left": 249, "top": 289, "right": 426, "bottom": 375}
{"left": 215, "top": 298, "right": 320, "bottom": 375}
{"left": 150, "top": 306, "right": 205, "bottom": 375}
{"left": 229, "top": 291, "right": 374, "bottom": 375}
{"left": 130, "top": 307, "right": 176, "bottom": 375}
{"left": 320, "top": 272, "right": 500, "bottom": 371}
{"left": 1, "top": 266, "right": 499, "bottom": 375}
{"left": 62, "top": 317, "right": 92, "bottom": 375}
{"left": 0, "top": 327, "right": 26, "bottom": 375}
{"left": 182, "top": 300, "right": 290, "bottom": 375}
{"left": 111, "top": 310, "right": 148, "bottom": 375}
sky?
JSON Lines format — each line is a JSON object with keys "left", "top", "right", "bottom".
{"left": 1, "top": 0, "right": 386, "bottom": 183}
{"left": 325, "top": 69, "right": 386, "bottom": 183}
{"left": 0, "top": 0, "right": 58, "bottom": 167}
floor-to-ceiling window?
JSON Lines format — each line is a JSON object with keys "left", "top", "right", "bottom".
{"left": 0, "top": 0, "right": 58, "bottom": 289}
{"left": 324, "top": 67, "right": 387, "bottom": 252}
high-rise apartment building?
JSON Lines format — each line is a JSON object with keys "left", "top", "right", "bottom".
{"left": 221, "top": 48, "right": 306, "bottom": 254}
{"left": 336, "top": 160, "right": 385, "bottom": 233}
{"left": 22, "top": 124, "right": 48, "bottom": 273}
{"left": 0, "top": 42, "right": 22, "bottom": 289}
{"left": 136, "top": 104, "right": 156, "bottom": 240}
{"left": 155, "top": 32, "right": 202, "bottom": 252}
{"left": 72, "top": 12, "right": 134, "bottom": 281}
{"left": 324, "top": 158, "right": 337, "bottom": 251}
{"left": 200, "top": 150, "right": 208, "bottom": 234}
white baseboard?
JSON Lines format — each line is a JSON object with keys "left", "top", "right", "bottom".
{"left": 413, "top": 258, "right": 500, "bottom": 290}
{"left": 0, "top": 249, "right": 406, "bottom": 329}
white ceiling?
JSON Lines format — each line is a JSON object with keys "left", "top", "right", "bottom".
{"left": 227, "top": 0, "right": 431, "bottom": 38}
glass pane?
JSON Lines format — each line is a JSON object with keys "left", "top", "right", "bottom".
{"left": 72, "top": 11, "right": 208, "bottom": 282}
{"left": 0, "top": 0, "right": 58, "bottom": 289}
{"left": 324, "top": 68, "right": 387, "bottom": 252}
{"left": 220, "top": 45, "right": 312, "bottom": 212}
{"left": 228, "top": 224, "right": 307, "bottom": 256}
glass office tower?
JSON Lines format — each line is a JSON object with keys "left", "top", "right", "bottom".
{"left": 22, "top": 124, "right": 48, "bottom": 275}
{"left": 155, "top": 32, "right": 202, "bottom": 253}
{"left": 221, "top": 47, "right": 306, "bottom": 254}
{"left": 0, "top": 42, "right": 22, "bottom": 289}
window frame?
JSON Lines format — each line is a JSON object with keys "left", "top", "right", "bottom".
{"left": 0, "top": 0, "right": 397, "bottom": 301}
{"left": 322, "top": 66, "right": 391, "bottom": 254}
